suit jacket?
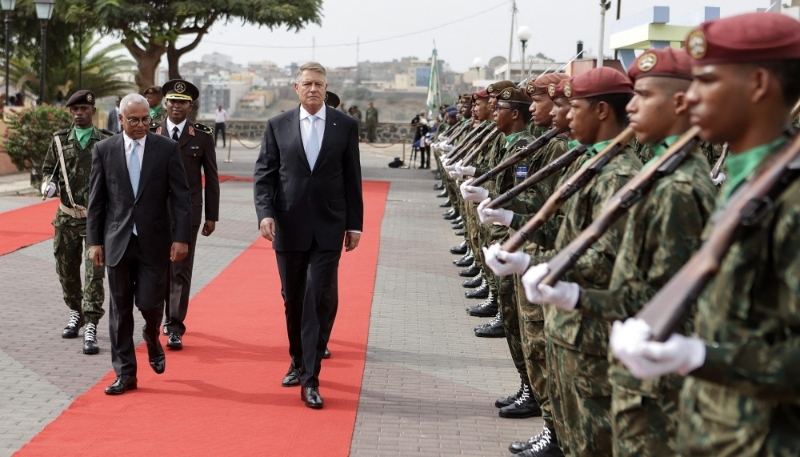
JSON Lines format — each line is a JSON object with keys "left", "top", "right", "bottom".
{"left": 156, "top": 120, "right": 220, "bottom": 226}
{"left": 254, "top": 105, "right": 363, "bottom": 251}
{"left": 106, "top": 108, "right": 120, "bottom": 134}
{"left": 87, "top": 132, "right": 192, "bottom": 267}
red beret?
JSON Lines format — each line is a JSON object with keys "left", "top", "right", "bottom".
{"left": 548, "top": 79, "right": 572, "bottom": 100}
{"left": 472, "top": 89, "right": 489, "bottom": 102}
{"left": 687, "top": 12, "right": 800, "bottom": 64}
{"left": 527, "top": 73, "right": 570, "bottom": 96}
{"left": 628, "top": 48, "right": 693, "bottom": 81}
{"left": 568, "top": 67, "right": 633, "bottom": 99}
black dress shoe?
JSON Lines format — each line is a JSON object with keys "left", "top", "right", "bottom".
{"left": 467, "top": 294, "right": 499, "bottom": 317}
{"left": 323, "top": 348, "right": 331, "bottom": 359}
{"left": 104, "top": 375, "right": 138, "bottom": 395}
{"left": 443, "top": 211, "right": 459, "bottom": 220}
{"left": 62, "top": 310, "right": 84, "bottom": 339}
{"left": 142, "top": 331, "right": 166, "bottom": 374}
{"left": 439, "top": 200, "right": 451, "bottom": 208}
{"left": 433, "top": 183, "right": 444, "bottom": 190}
{"left": 474, "top": 315, "right": 505, "bottom": 337}
{"left": 462, "top": 275, "right": 483, "bottom": 288}
{"left": 450, "top": 241, "right": 468, "bottom": 255}
{"left": 458, "top": 265, "right": 480, "bottom": 277}
{"left": 455, "top": 230, "right": 465, "bottom": 236}
{"left": 437, "top": 190, "right": 448, "bottom": 198}
{"left": 167, "top": 332, "right": 183, "bottom": 350}
{"left": 465, "top": 283, "right": 489, "bottom": 299}
{"left": 499, "top": 384, "right": 541, "bottom": 418}
{"left": 451, "top": 223, "right": 464, "bottom": 230}
{"left": 301, "top": 386, "right": 324, "bottom": 409}
{"left": 282, "top": 366, "right": 301, "bottom": 386}
{"left": 454, "top": 255, "right": 474, "bottom": 267}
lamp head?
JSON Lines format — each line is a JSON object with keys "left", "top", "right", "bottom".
{"left": 33, "top": 0, "right": 54, "bottom": 20}
{"left": 517, "top": 25, "right": 532, "bottom": 43}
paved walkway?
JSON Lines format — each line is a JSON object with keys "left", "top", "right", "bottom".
{"left": 0, "top": 141, "right": 540, "bottom": 456}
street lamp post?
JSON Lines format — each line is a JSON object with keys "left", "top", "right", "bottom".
{"left": 472, "top": 57, "right": 483, "bottom": 83}
{"left": 34, "top": 0, "right": 54, "bottom": 105}
{"left": 1, "top": 0, "right": 15, "bottom": 107}
{"left": 517, "top": 25, "right": 532, "bottom": 79}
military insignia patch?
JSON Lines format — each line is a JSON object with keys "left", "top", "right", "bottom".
{"left": 526, "top": 82, "right": 536, "bottom": 95}
{"left": 500, "top": 88, "right": 512, "bottom": 100}
{"left": 516, "top": 166, "right": 528, "bottom": 179}
{"left": 175, "top": 82, "right": 186, "bottom": 93}
{"left": 86, "top": 93, "right": 93, "bottom": 102}
{"left": 687, "top": 30, "right": 707, "bottom": 59}
{"left": 548, "top": 84, "right": 556, "bottom": 97}
{"left": 637, "top": 53, "right": 658, "bottom": 72}
{"left": 487, "top": 84, "right": 495, "bottom": 94}
{"left": 563, "top": 81, "right": 572, "bottom": 98}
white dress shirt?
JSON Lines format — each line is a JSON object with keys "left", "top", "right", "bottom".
{"left": 123, "top": 133, "right": 145, "bottom": 169}
{"left": 166, "top": 118, "right": 187, "bottom": 139}
{"left": 215, "top": 109, "right": 227, "bottom": 123}
{"left": 299, "top": 104, "right": 326, "bottom": 152}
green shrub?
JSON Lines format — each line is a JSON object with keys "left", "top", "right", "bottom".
{"left": 2, "top": 105, "right": 72, "bottom": 171}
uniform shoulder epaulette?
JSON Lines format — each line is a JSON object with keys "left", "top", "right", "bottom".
{"left": 55, "top": 128, "right": 69, "bottom": 136}
{"left": 99, "top": 128, "right": 114, "bottom": 137}
{"left": 149, "top": 121, "right": 160, "bottom": 131}
{"left": 193, "top": 123, "right": 213, "bottom": 135}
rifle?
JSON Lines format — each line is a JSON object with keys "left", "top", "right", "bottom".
{"left": 434, "top": 122, "right": 465, "bottom": 151}
{"left": 540, "top": 126, "right": 702, "bottom": 287}
{"left": 439, "top": 121, "right": 473, "bottom": 155}
{"left": 486, "top": 143, "right": 588, "bottom": 210}
{"left": 469, "top": 128, "right": 563, "bottom": 188}
{"left": 444, "top": 122, "right": 489, "bottom": 160}
{"left": 635, "top": 132, "right": 800, "bottom": 342}
{"left": 501, "top": 127, "right": 636, "bottom": 253}
{"left": 461, "top": 127, "right": 502, "bottom": 167}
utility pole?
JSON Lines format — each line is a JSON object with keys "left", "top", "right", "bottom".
{"left": 312, "top": 37, "right": 315, "bottom": 62}
{"left": 614, "top": 0, "right": 622, "bottom": 60}
{"left": 598, "top": 1, "right": 610, "bottom": 68}
{"left": 356, "top": 36, "right": 360, "bottom": 85}
{"left": 506, "top": 0, "right": 516, "bottom": 80}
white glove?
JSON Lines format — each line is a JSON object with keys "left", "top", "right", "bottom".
{"left": 449, "top": 160, "right": 465, "bottom": 179}
{"left": 460, "top": 179, "right": 489, "bottom": 202}
{"left": 710, "top": 172, "right": 726, "bottom": 186}
{"left": 441, "top": 156, "right": 450, "bottom": 166}
{"left": 521, "top": 263, "right": 550, "bottom": 303}
{"left": 482, "top": 243, "right": 530, "bottom": 276}
{"left": 612, "top": 319, "right": 706, "bottom": 379}
{"left": 444, "top": 163, "right": 456, "bottom": 173}
{"left": 456, "top": 163, "right": 476, "bottom": 178}
{"left": 477, "top": 198, "right": 513, "bottom": 226}
{"left": 441, "top": 144, "right": 454, "bottom": 153}
{"left": 41, "top": 182, "right": 56, "bottom": 198}
{"left": 537, "top": 280, "right": 581, "bottom": 311}
{"left": 610, "top": 318, "right": 652, "bottom": 360}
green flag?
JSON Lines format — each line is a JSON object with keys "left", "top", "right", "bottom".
{"left": 426, "top": 48, "right": 441, "bottom": 114}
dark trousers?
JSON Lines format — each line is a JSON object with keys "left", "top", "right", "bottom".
{"left": 275, "top": 237, "right": 341, "bottom": 388}
{"left": 214, "top": 122, "right": 226, "bottom": 147}
{"left": 106, "top": 235, "right": 167, "bottom": 376}
{"left": 164, "top": 225, "right": 200, "bottom": 335}
{"left": 419, "top": 146, "right": 430, "bottom": 168}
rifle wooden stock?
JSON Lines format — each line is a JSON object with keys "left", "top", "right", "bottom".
{"left": 635, "top": 132, "right": 800, "bottom": 342}
{"left": 437, "top": 122, "right": 469, "bottom": 149}
{"left": 486, "top": 144, "right": 588, "bottom": 210}
{"left": 540, "top": 126, "right": 702, "bottom": 287}
{"left": 501, "top": 127, "right": 636, "bottom": 253}
{"left": 444, "top": 122, "right": 487, "bottom": 159}
{"left": 469, "top": 128, "right": 562, "bottom": 188}
{"left": 462, "top": 128, "right": 502, "bottom": 167}
{"left": 710, "top": 144, "right": 729, "bottom": 180}
{"left": 447, "top": 123, "right": 493, "bottom": 163}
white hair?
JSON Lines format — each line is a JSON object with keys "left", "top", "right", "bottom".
{"left": 120, "top": 93, "right": 149, "bottom": 115}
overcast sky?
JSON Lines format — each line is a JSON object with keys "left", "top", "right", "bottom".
{"left": 105, "top": 0, "right": 785, "bottom": 73}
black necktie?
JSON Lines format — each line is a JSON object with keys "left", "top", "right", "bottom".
{"left": 172, "top": 127, "right": 180, "bottom": 141}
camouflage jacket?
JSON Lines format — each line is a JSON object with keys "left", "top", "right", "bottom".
{"left": 42, "top": 125, "right": 113, "bottom": 227}
{"left": 365, "top": 107, "right": 378, "bottom": 124}
{"left": 535, "top": 143, "right": 642, "bottom": 356}
{"left": 679, "top": 142, "right": 800, "bottom": 455}
{"left": 578, "top": 146, "right": 716, "bottom": 392}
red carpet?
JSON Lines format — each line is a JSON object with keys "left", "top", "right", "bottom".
{"left": 16, "top": 180, "right": 390, "bottom": 457}
{"left": 0, "top": 200, "right": 58, "bottom": 256}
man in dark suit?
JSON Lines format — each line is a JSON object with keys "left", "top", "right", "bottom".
{"left": 87, "top": 93, "right": 192, "bottom": 395}
{"left": 254, "top": 62, "right": 363, "bottom": 409}
{"left": 155, "top": 79, "right": 220, "bottom": 350}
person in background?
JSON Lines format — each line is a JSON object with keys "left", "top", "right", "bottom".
{"left": 107, "top": 97, "right": 122, "bottom": 134}
{"left": 215, "top": 104, "right": 227, "bottom": 148}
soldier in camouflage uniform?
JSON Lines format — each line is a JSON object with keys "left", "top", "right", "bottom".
{"left": 612, "top": 13, "right": 800, "bottom": 456}
{"left": 143, "top": 86, "right": 168, "bottom": 128}
{"left": 41, "top": 90, "right": 113, "bottom": 355}
{"left": 460, "top": 87, "right": 541, "bottom": 419}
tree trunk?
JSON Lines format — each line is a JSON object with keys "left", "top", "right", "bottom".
{"left": 123, "top": 39, "right": 167, "bottom": 93}
{"left": 166, "top": 44, "right": 182, "bottom": 80}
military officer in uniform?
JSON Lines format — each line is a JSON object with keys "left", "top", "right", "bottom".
{"left": 143, "top": 86, "right": 168, "bottom": 127}
{"left": 155, "top": 79, "right": 220, "bottom": 350}
{"left": 366, "top": 101, "right": 379, "bottom": 142}
{"left": 41, "top": 90, "right": 113, "bottom": 354}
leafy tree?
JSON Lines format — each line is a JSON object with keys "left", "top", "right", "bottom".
{"left": 2, "top": 105, "right": 72, "bottom": 171}
{"left": 63, "top": 0, "right": 323, "bottom": 92}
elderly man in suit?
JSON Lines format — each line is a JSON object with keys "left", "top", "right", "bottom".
{"left": 87, "top": 93, "right": 192, "bottom": 395}
{"left": 254, "top": 62, "right": 364, "bottom": 409}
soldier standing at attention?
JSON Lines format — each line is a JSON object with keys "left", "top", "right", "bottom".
{"left": 612, "top": 13, "right": 800, "bottom": 456}
{"left": 365, "top": 101, "right": 379, "bottom": 143}
{"left": 41, "top": 90, "right": 113, "bottom": 354}
{"left": 143, "top": 86, "right": 168, "bottom": 127}
{"left": 156, "top": 79, "right": 220, "bottom": 350}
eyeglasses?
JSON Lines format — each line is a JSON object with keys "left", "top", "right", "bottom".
{"left": 125, "top": 116, "right": 152, "bottom": 126}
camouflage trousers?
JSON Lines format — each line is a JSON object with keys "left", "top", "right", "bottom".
{"left": 545, "top": 338, "right": 612, "bottom": 456}
{"left": 611, "top": 371, "right": 680, "bottom": 456}
{"left": 515, "top": 276, "right": 553, "bottom": 431}
{"left": 497, "top": 275, "right": 528, "bottom": 385}
{"left": 53, "top": 223, "right": 105, "bottom": 324}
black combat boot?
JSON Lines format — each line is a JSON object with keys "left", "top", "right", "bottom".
{"left": 62, "top": 310, "right": 85, "bottom": 339}
{"left": 495, "top": 380, "right": 525, "bottom": 408}
{"left": 454, "top": 252, "right": 474, "bottom": 267}
{"left": 474, "top": 313, "right": 504, "bottom": 337}
{"left": 462, "top": 274, "right": 483, "bottom": 288}
{"left": 516, "top": 426, "right": 564, "bottom": 456}
{"left": 499, "top": 383, "right": 541, "bottom": 418}
{"left": 465, "top": 279, "right": 489, "bottom": 299}
{"left": 458, "top": 262, "right": 480, "bottom": 277}
{"left": 467, "top": 292, "right": 498, "bottom": 316}
{"left": 83, "top": 322, "right": 99, "bottom": 354}
{"left": 450, "top": 240, "right": 468, "bottom": 255}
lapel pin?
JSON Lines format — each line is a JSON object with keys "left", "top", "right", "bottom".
{"left": 333, "top": 123, "right": 336, "bottom": 126}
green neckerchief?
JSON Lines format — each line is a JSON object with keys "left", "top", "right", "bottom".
{"left": 504, "top": 131, "right": 523, "bottom": 149}
{"left": 722, "top": 136, "right": 788, "bottom": 202}
{"left": 149, "top": 104, "right": 161, "bottom": 120}
{"left": 588, "top": 139, "right": 613, "bottom": 158}
{"left": 567, "top": 139, "right": 580, "bottom": 150}
{"left": 74, "top": 126, "right": 93, "bottom": 149}
{"left": 643, "top": 134, "right": 680, "bottom": 170}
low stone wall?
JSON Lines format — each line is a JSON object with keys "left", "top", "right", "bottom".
{"left": 199, "top": 119, "right": 416, "bottom": 144}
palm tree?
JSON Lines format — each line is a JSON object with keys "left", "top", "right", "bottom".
{"left": 9, "top": 34, "right": 135, "bottom": 102}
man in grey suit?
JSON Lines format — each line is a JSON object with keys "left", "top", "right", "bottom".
{"left": 87, "top": 93, "right": 192, "bottom": 395}
{"left": 106, "top": 97, "right": 121, "bottom": 134}
{"left": 254, "top": 62, "right": 363, "bottom": 409}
